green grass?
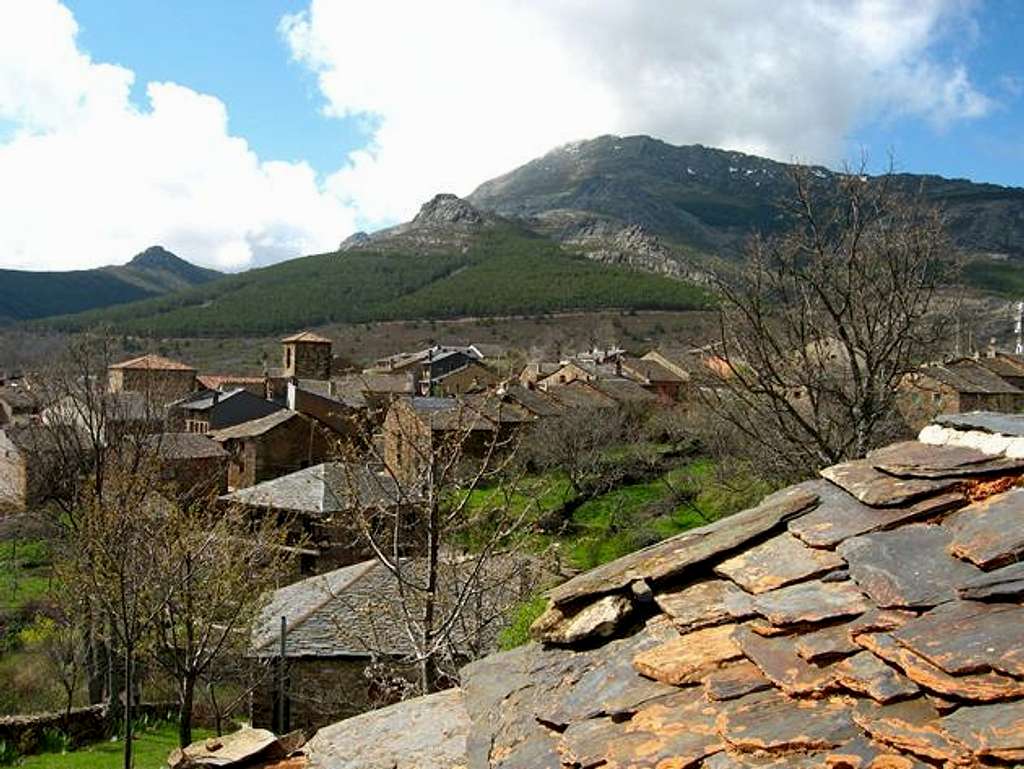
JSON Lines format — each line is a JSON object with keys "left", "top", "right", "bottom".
{"left": 963, "top": 260, "right": 1024, "bottom": 297}
{"left": 38, "top": 225, "right": 710, "bottom": 337}
{"left": 16, "top": 722, "right": 214, "bottom": 769}
{"left": 497, "top": 595, "right": 548, "bottom": 651}
{"left": 0, "top": 540, "right": 53, "bottom": 615}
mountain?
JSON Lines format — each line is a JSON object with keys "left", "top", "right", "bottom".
{"left": 469, "top": 135, "right": 1024, "bottom": 271}
{"left": 39, "top": 198, "right": 709, "bottom": 337}
{"left": 0, "top": 246, "right": 222, "bottom": 323}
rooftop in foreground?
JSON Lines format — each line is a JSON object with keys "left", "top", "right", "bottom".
{"left": 302, "top": 410, "right": 1024, "bottom": 768}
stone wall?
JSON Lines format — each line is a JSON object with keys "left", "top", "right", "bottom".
{"left": 0, "top": 702, "right": 177, "bottom": 756}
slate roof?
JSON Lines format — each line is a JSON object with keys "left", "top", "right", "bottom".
{"left": 974, "top": 352, "right": 1024, "bottom": 381}
{"left": 500, "top": 384, "right": 566, "bottom": 418}
{"left": 590, "top": 377, "right": 659, "bottom": 404}
{"left": 281, "top": 331, "right": 332, "bottom": 344}
{"left": 620, "top": 355, "right": 684, "bottom": 383}
{"left": 312, "top": 412, "right": 1024, "bottom": 768}
{"left": 208, "top": 409, "right": 298, "bottom": 440}
{"left": 145, "top": 432, "right": 227, "bottom": 460}
{"left": 220, "top": 461, "right": 400, "bottom": 515}
{"left": 920, "top": 358, "right": 1023, "bottom": 395}
{"left": 108, "top": 353, "right": 196, "bottom": 372}
{"left": 250, "top": 555, "right": 531, "bottom": 659}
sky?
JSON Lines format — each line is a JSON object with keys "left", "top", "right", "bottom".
{"left": 0, "top": 0, "right": 1021, "bottom": 272}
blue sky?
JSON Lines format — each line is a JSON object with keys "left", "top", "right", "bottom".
{"left": 0, "top": 0, "right": 1021, "bottom": 271}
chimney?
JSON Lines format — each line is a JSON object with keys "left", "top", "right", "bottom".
{"left": 986, "top": 338, "right": 998, "bottom": 359}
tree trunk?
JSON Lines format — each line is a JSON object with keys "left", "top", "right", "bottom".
{"left": 123, "top": 643, "right": 133, "bottom": 769}
{"left": 178, "top": 675, "right": 195, "bottom": 748}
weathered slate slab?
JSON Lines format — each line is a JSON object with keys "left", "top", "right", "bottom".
{"left": 934, "top": 411, "right": 1024, "bottom": 436}
{"left": 823, "top": 736, "right": 931, "bottom": 769}
{"left": 654, "top": 579, "right": 755, "bottom": 632}
{"left": 716, "top": 690, "right": 857, "bottom": 752}
{"left": 305, "top": 688, "right": 468, "bottom": 769}
{"left": 851, "top": 698, "right": 966, "bottom": 765}
{"left": 530, "top": 593, "right": 633, "bottom": 645}
{"left": 868, "top": 440, "right": 1024, "bottom": 478}
{"left": 734, "top": 625, "right": 837, "bottom": 696}
{"left": 957, "top": 561, "right": 1024, "bottom": 600}
{"left": 854, "top": 632, "right": 1024, "bottom": 702}
{"left": 633, "top": 623, "right": 743, "bottom": 686}
{"left": 795, "top": 622, "right": 862, "bottom": 662}
{"left": 837, "top": 524, "right": 981, "bottom": 608}
{"left": 560, "top": 689, "right": 722, "bottom": 769}
{"left": 943, "top": 487, "right": 1024, "bottom": 568}
{"left": 788, "top": 479, "right": 964, "bottom": 549}
{"left": 702, "top": 659, "right": 772, "bottom": 702}
{"left": 832, "top": 651, "right": 918, "bottom": 703}
{"left": 939, "top": 700, "right": 1024, "bottom": 763}
{"left": 750, "top": 580, "right": 869, "bottom": 626}
{"left": 820, "top": 459, "right": 956, "bottom": 507}
{"left": 541, "top": 617, "right": 681, "bottom": 725}
{"left": 714, "top": 532, "right": 844, "bottom": 594}
{"left": 890, "top": 600, "right": 1024, "bottom": 679}
{"left": 547, "top": 484, "right": 819, "bottom": 606}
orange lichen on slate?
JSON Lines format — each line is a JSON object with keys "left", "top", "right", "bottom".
{"left": 633, "top": 623, "right": 744, "bottom": 685}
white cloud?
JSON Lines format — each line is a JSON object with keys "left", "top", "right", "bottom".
{"left": 0, "top": 0, "right": 354, "bottom": 271}
{"left": 283, "top": 0, "right": 992, "bottom": 226}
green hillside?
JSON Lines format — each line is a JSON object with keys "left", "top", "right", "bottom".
{"left": 0, "top": 246, "right": 221, "bottom": 322}
{"left": 39, "top": 226, "right": 710, "bottom": 336}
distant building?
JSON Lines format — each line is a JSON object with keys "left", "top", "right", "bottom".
{"left": 168, "top": 388, "right": 282, "bottom": 434}
{"left": 974, "top": 347, "right": 1024, "bottom": 391}
{"left": 0, "top": 424, "right": 69, "bottom": 511}
{"left": 107, "top": 354, "right": 197, "bottom": 400}
{"left": 210, "top": 410, "right": 333, "bottom": 491}
{"left": 144, "top": 432, "right": 229, "bottom": 497}
{"left": 282, "top": 331, "right": 333, "bottom": 381}
{"left": 0, "top": 385, "right": 40, "bottom": 427}
{"left": 196, "top": 374, "right": 267, "bottom": 396}
{"left": 899, "top": 357, "right": 1024, "bottom": 431}
{"left": 619, "top": 356, "right": 685, "bottom": 402}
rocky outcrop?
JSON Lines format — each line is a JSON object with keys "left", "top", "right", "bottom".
{"left": 411, "top": 193, "right": 484, "bottom": 227}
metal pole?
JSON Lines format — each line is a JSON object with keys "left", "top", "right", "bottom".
{"left": 277, "top": 616, "right": 287, "bottom": 733}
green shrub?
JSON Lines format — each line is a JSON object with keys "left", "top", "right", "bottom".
{"left": 498, "top": 595, "right": 548, "bottom": 650}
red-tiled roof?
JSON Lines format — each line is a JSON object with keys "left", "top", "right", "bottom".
{"left": 280, "top": 331, "right": 332, "bottom": 344}
{"left": 108, "top": 353, "right": 196, "bottom": 372}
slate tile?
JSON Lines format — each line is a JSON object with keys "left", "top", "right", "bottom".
{"left": 837, "top": 524, "right": 981, "bottom": 608}
{"left": 750, "top": 580, "right": 869, "bottom": 626}
{"left": 868, "top": 440, "right": 1024, "bottom": 478}
{"left": 734, "top": 625, "right": 837, "bottom": 696}
{"left": 714, "top": 532, "right": 845, "bottom": 594}
{"left": 938, "top": 700, "right": 1024, "bottom": 763}
{"left": 851, "top": 698, "right": 967, "bottom": 765}
{"left": 633, "top": 623, "right": 744, "bottom": 686}
{"left": 956, "top": 560, "right": 1024, "bottom": 600}
{"left": 943, "top": 487, "right": 1024, "bottom": 568}
{"left": 934, "top": 411, "right": 1024, "bottom": 436}
{"left": 832, "top": 651, "right": 918, "bottom": 703}
{"left": 559, "top": 690, "right": 722, "bottom": 769}
{"left": 822, "top": 736, "right": 931, "bottom": 769}
{"left": 654, "top": 579, "right": 755, "bottom": 632}
{"left": 854, "top": 632, "right": 1024, "bottom": 702}
{"left": 702, "top": 659, "right": 772, "bottom": 702}
{"left": 889, "top": 599, "right": 1024, "bottom": 679}
{"left": 788, "top": 479, "right": 964, "bottom": 549}
{"left": 547, "top": 484, "right": 819, "bottom": 607}
{"left": 716, "top": 689, "right": 857, "bottom": 752}
{"left": 795, "top": 622, "right": 863, "bottom": 662}
{"left": 820, "top": 459, "right": 957, "bottom": 507}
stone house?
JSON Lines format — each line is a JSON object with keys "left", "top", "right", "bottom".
{"left": 219, "top": 461, "right": 408, "bottom": 573}
{"left": 144, "top": 432, "right": 229, "bottom": 497}
{"left": 535, "top": 360, "right": 599, "bottom": 389}
{"left": 898, "top": 357, "right": 1024, "bottom": 432}
{"left": 210, "top": 410, "right": 334, "bottom": 491}
{"left": 542, "top": 380, "right": 618, "bottom": 410}
{"left": 382, "top": 396, "right": 531, "bottom": 483}
{"left": 286, "top": 381, "right": 364, "bottom": 441}
{"left": 168, "top": 388, "right": 282, "bottom": 434}
{"left": 619, "top": 355, "right": 684, "bottom": 402}
{"left": 330, "top": 372, "right": 416, "bottom": 426}
{"left": 0, "top": 424, "right": 67, "bottom": 511}
{"left": 282, "top": 331, "right": 333, "bottom": 381}
{"left": 107, "top": 354, "right": 197, "bottom": 399}
{"left": 974, "top": 347, "right": 1024, "bottom": 390}
{"left": 0, "top": 385, "right": 40, "bottom": 427}
{"left": 428, "top": 361, "right": 499, "bottom": 397}
{"left": 248, "top": 554, "right": 537, "bottom": 735}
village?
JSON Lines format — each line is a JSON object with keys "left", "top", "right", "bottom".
{"left": 3, "top": 322, "right": 1024, "bottom": 766}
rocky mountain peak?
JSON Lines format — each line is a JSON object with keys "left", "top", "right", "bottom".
{"left": 128, "top": 245, "right": 183, "bottom": 270}
{"left": 412, "top": 194, "right": 484, "bottom": 227}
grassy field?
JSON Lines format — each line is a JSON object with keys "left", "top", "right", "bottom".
{"left": 0, "top": 540, "right": 53, "bottom": 616}
{"left": 13, "top": 721, "right": 214, "bottom": 769}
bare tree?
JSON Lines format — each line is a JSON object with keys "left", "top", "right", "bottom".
{"left": 345, "top": 396, "right": 543, "bottom": 696}
{"left": 707, "top": 165, "right": 957, "bottom": 478}
{"left": 152, "top": 495, "right": 295, "bottom": 747}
